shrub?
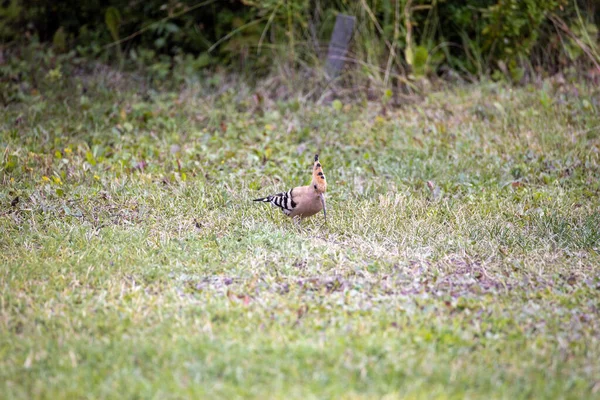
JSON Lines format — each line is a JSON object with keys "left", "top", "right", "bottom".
{"left": 0, "top": 0, "right": 598, "bottom": 85}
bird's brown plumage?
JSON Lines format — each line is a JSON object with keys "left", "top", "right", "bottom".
{"left": 253, "top": 154, "right": 327, "bottom": 221}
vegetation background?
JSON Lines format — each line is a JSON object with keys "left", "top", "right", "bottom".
{"left": 1, "top": 0, "right": 600, "bottom": 398}
{"left": 1, "top": 0, "right": 599, "bottom": 100}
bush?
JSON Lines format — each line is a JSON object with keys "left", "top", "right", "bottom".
{"left": 0, "top": 0, "right": 598, "bottom": 85}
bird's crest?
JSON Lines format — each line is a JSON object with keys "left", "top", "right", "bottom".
{"left": 312, "top": 154, "right": 327, "bottom": 193}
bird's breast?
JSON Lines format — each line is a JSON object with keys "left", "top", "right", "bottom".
{"left": 289, "top": 189, "right": 324, "bottom": 218}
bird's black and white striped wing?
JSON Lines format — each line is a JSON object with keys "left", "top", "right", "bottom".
{"left": 253, "top": 188, "right": 297, "bottom": 215}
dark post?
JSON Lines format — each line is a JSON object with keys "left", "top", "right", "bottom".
{"left": 325, "top": 14, "right": 355, "bottom": 80}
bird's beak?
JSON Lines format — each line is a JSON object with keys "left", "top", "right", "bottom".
{"left": 319, "top": 193, "right": 327, "bottom": 221}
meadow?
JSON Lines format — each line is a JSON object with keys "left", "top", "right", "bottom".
{"left": 1, "top": 70, "right": 599, "bottom": 398}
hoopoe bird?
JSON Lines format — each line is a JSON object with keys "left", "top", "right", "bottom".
{"left": 253, "top": 154, "right": 327, "bottom": 221}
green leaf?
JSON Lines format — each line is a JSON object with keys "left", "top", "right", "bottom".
{"left": 165, "top": 22, "right": 180, "bottom": 33}
{"left": 3, "top": 155, "right": 18, "bottom": 172}
{"left": 582, "top": 99, "right": 592, "bottom": 110}
{"left": 196, "top": 53, "right": 214, "bottom": 69}
{"left": 405, "top": 46, "right": 414, "bottom": 66}
{"left": 105, "top": 7, "right": 122, "bottom": 42}
{"left": 412, "top": 46, "right": 429, "bottom": 76}
{"left": 154, "top": 37, "right": 166, "bottom": 49}
{"left": 332, "top": 100, "right": 343, "bottom": 111}
{"left": 249, "top": 181, "right": 260, "bottom": 191}
{"left": 80, "top": 95, "right": 91, "bottom": 110}
{"left": 383, "top": 89, "right": 393, "bottom": 101}
{"left": 86, "top": 151, "right": 96, "bottom": 166}
{"left": 123, "top": 122, "right": 134, "bottom": 132}
{"left": 52, "top": 27, "right": 67, "bottom": 54}
{"left": 539, "top": 91, "right": 552, "bottom": 109}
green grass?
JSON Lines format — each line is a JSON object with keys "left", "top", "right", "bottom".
{"left": 1, "top": 71, "right": 600, "bottom": 399}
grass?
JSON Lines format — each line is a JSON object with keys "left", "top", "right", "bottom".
{"left": 1, "top": 68, "right": 600, "bottom": 399}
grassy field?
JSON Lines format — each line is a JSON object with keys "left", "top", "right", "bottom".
{"left": 1, "top": 71, "right": 600, "bottom": 399}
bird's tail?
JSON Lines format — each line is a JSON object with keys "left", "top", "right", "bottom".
{"left": 253, "top": 197, "right": 270, "bottom": 202}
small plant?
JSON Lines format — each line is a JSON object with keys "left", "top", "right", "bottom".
{"left": 105, "top": 6, "right": 122, "bottom": 63}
